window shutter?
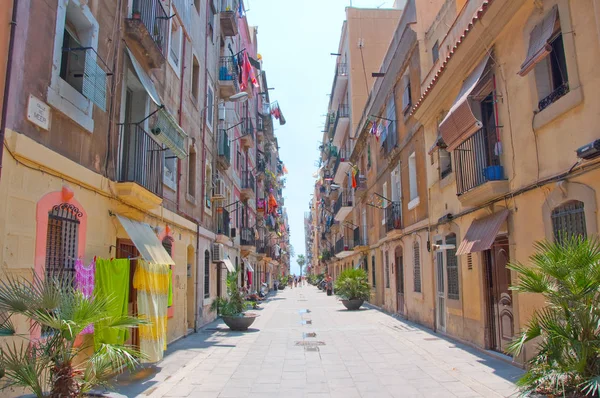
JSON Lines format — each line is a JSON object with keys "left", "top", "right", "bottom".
{"left": 82, "top": 54, "right": 107, "bottom": 111}
{"left": 518, "top": 6, "right": 558, "bottom": 76}
{"left": 413, "top": 241, "right": 421, "bottom": 292}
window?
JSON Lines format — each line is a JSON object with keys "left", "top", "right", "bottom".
{"left": 446, "top": 234, "right": 459, "bottom": 300}
{"left": 237, "top": 150, "right": 242, "bottom": 172}
{"left": 162, "top": 236, "right": 174, "bottom": 256}
{"left": 208, "top": 1, "right": 217, "bottom": 43}
{"left": 192, "top": 56, "right": 200, "bottom": 101}
{"left": 194, "top": 0, "right": 201, "bottom": 13}
{"left": 439, "top": 148, "right": 452, "bottom": 179}
{"left": 371, "top": 255, "right": 376, "bottom": 287}
{"left": 385, "top": 251, "right": 390, "bottom": 288}
{"left": 551, "top": 200, "right": 587, "bottom": 244}
{"left": 207, "top": 85, "right": 214, "bottom": 130}
{"left": 205, "top": 165, "right": 212, "bottom": 210}
{"left": 408, "top": 152, "right": 418, "bottom": 207}
{"left": 45, "top": 203, "right": 81, "bottom": 281}
{"left": 60, "top": 27, "right": 85, "bottom": 95}
{"left": 164, "top": 149, "right": 178, "bottom": 191}
{"left": 188, "top": 147, "right": 197, "bottom": 197}
{"left": 402, "top": 73, "right": 411, "bottom": 113}
{"left": 381, "top": 182, "right": 388, "bottom": 225}
{"left": 432, "top": 41, "right": 439, "bottom": 64}
{"left": 413, "top": 241, "right": 421, "bottom": 293}
{"left": 204, "top": 250, "right": 210, "bottom": 298}
{"left": 367, "top": 143, "right": 372, "bottom": 169}
{"left": 168, "top": 14, "right": 183, "bottom": 72}
{"left": 385, "top": 95, "right": 397, "bottom": 152}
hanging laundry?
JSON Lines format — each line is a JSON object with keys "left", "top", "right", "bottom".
{"left": 94, "top": 258, "right": 130, "bottom": 348}
{"left": 380, "top": 122, "right": 388, "bottom": 146}
{"left": 268, "top": 192, "right": 278, "bottom": 214}
{"left": 133, "top": 260, "right": 170, "bottom": 363}
{"left": 168, "top": 268, "right": 173, "bottom": 307}
{"left": 351, "top": 167, "right": 358, "bottom": 189}
{"left": 75, "top": 258, "right": 96, "bottom": 334}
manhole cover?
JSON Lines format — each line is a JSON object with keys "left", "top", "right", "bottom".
{"left": 295, "top": 341, "right": 325, "bottom": 346}
{"left": 303, "top": 332, "right": 317, "bottom": 338}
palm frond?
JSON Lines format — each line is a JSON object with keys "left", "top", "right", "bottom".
{"left": 0, "top": 341, "right": 50, "bottom": 397}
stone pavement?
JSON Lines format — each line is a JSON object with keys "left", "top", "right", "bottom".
{"left": 108, "top": 285, "right": 523, "bottom": 398}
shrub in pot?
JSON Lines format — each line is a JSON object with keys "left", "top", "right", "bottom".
{"left": 210, "top": 271, "right": 257, "bottom": 331}
{"left": 334, "top": 268, "right": 370, "bottom": 310}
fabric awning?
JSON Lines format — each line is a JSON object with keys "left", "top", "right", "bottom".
{"left": 126, "top": 47, "right": 162, "bottom": 106}
{"left": 439, "top": 54, "right": 491, "bottom": 151}
{"left": 456, "top": 209, "right": 510, "bottom": 255}
{"left": 221, "top": 258, "right": 235, "bottom": 273}
{"left": 243, "top": 259, "right": 254, "bottom": 273}
{"left": 116, "top": 215, "right": 175, "bottom": 265}
{"left": 518, "top": 6, "right": 558, "bottom": 76}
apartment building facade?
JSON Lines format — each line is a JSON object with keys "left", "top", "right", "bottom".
{"left": 0, "top": 0, "right": 288, "bottom": 376}
{"left": 309, "top": 0, "right": 600, "bottom": 364}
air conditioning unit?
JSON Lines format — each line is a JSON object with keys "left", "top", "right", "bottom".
{"left": 218, "top": 104, "right": 226, "bottom": 121}
{"left": 576, "top": 139, "right": 600, "bottom": 160}
{"left": 212, "top": 178, "right": 226, "bottom": 199}
{"left": 212, "top": 243, "right": 224, "bottom": 262}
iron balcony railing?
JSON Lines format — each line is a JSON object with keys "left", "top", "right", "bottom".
{"left": 240, "top": 227, "right": 255, "bottom": 246}
{"left": 353, "top": 227, "right": 366, "bottom": 246}
{"left": 454, "top": 128, "right": 503, "bottom": 196}
{"left": 333, "top": 190, "right": 353, "bottom": 217}
{"left": 217, "top": 130, "right": 231, "bottom": 164}
{"left": 386, "top": 202, "right": 402, "bottom": 232}
{"left": 241, "top": 170, "right": 255, "bottom": 192}
{"left": 216, "top": 208, "right": 230, "bottom": 236}
{"left": 539, "top": 82, "right": 569, "bottom": 112}
{"left": 257, "top": 114, "right": 264, "bottom": 131}
{"left": 132, "top": 0, "right": 169, "bottom": 55}
{"left": 337, "top": 62, "right": 348, "bottom": 76}
{"left": 267, "top": 244, "right": 279, "bottom": 260}
{"left": 334, "top": 235, "right": 354, "bottom": 254}
{"left": 338, "top": 104, "right": 350, "bottom": 118}
{"left": 256, "top": 236, "right": 266, "bottom": 254}
{"left": 218, "top": 56, "right": 239, "bottom": 86}
{"left": 118, "top": 124, "right": 163, "bottom": 197}
{"left": 242, "top": 117, "right": 255, "bottom": 141}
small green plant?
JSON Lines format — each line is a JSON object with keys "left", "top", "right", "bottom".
{"left": 210, "top": 271, "right": 251, "bottom": 317}
{"left": 507, "top": 236, "right": 600, "bottom": 397}
{"left": 0, "top": 274, "right": 145, "bottom": 398}
{"left": 334, "top": 268, "right": 370, "bottom": 301}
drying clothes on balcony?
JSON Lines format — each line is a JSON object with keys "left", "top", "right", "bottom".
{"left": 268, "top": 193, "right": 278, "bottom": 214}
{"left": 94, "top": 258, "right": 130, "bottom": 348}
{"left": 133, "top": 260, "right": 170, "bottom": 363}
{"left": 75, "top": 258, "right": 96, "bottom": 334}
{"left": 351, "top": 167, "right": 358, "bottom": 189}
{"left": 168, "top": 268, "right": 173, "bottom": 307}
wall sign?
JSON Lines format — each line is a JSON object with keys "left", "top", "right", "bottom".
{"left": 27, "top": 95, "right": 51, "bottom": 130}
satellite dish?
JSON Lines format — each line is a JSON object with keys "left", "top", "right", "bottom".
{"left": 229, "top": 92, "right": 249, "bottom": 102}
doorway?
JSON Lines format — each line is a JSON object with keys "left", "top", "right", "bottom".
{"left": 395, "top": 246, "right": 404, "bottom": 315}
{"left": 117, "top": 239, "right": 140, "bottom": 350}
{"left": 435, "top": 240, "right": 446, "bottom": 332}
{"left": 186, "top": 246, "right": 195, "bottom": 330}
{"left": 483, "top": 236, "right": 514, "bottom": 354}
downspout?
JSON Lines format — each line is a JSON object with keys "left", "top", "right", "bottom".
{"left": 0, "top": 0, "right": 18, "bottom": 181}
{"left": 194, "top": 223, "right": 200, "bottom": 332}
{"left": 177, "top": 33, "right": 187, "bottom": 212}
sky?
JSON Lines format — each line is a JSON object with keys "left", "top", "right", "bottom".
{"left": 246, "top": 0, "right": 396, "bottom": 275}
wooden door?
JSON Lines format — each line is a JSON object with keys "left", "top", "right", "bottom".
{"left": 117, "top": 239, "right": 140, "bottom": 349}
{"left": 435, "top": 243, "right": 446, "bottom": 332}
{"left": 395, "top": 248, "right": 404, "bottom": 315}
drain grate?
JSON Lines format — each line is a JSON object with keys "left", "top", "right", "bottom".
{"left": 295, "top": 341, "right": 325, "bottom": 346}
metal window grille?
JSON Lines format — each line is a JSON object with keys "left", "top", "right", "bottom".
{"left": 45, "top": 203, "right": 82, "bottom": 281}
{"left": 371, "top": 255, "right": 376, "bottom": 287}
{"left": 204, "top": 250, "right": 210, "bottom": 298}
{"left": 551, "top": 200, "right": 587, "bottom": 244}
{"left": 413, "top": 242, "right": 421, "bottom": 293}
{"left": 446, "top": 234, "right": 459, "bottom": 300}
{"left": 385, "top": 251, "right": 390, "bottom": 288}
{"left": 467, "top": 253, "right": 473, "bottom": 270}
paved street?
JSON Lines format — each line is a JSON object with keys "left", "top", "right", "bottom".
{"left": 110, "top": 286, "right": 522, "bottom": 398}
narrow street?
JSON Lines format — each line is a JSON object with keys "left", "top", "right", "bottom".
{"left": 110, "top": 287, "right": 522, "bottom": 398}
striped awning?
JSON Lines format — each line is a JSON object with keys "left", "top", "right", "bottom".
{"left": 116, "top": 215, "right": 175, "bottom": 265}
{"left": 151, "top": 108, "right": 188, "bottom": 159}
{"left": 456, "top": 209, "right": 509, "bottom": 255}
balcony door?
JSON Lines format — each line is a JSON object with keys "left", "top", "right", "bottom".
{"left": 395, "top": 246, "right": 404, "bottom": 315}
{"left": 435, "top": 240, "right": 446, "bottom": 332}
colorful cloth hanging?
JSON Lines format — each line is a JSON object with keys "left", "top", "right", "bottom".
{"left": 351, "top": 167, "right": 358, "bottom": 189}
{"left": 75, "top": 258, "right": 96, "bottom": 334}
{"left": 168, "top": 268, "right": 173, "bottom": 307}
{"left": 133, "top": 260, "right": 170, "bottom": 363}
{"left": 94, "top": 258, "right": 130, "bottom": 348}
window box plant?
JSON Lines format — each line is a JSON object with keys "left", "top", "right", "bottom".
{"left": 334, "top": 268, "right": 370, "bottom": 310}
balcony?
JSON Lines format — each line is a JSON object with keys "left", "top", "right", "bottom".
{"left": 240, "top": 227, "right": 256, "bottom": 252}
{"left": 219, "top": 0, "right": 239, "bottom": 37}
{"left": 125, "top": 0, "right": 169, "bottom": 68}
{"left": 334, "top": 234, "right": 355, "bottom": 259}
{"left": 240, "top": 118, "right": 255, "bottom": 149}
{"left": 256, "top": 114, "right": 265, "bottom": 142}
{"left": 386, "top": 202, "right": 402, "bottom": 233}
{"left": 218, "top": 56, "right": 239, "bottom": 98}
{"left": 332, "top": 104, "right": 350, "bottom": 148}
{"left": 353, "top": 227, "right": 369, "bottom": 250}
{"left": 454, "top": 128, "right": 509, "bottom": 207}
{"left": 333, "top": 147, "right": 352, "bottom": 184}
{"left": 215, "top": 208, "right": 230, "bottom": 244}
{"left": 241, "top": 170, "right": 255, "bottom": 200}
{"left": 216, "top": 130, "right": 231, "bottom": 170}
{"left": 333, "top": 190, "right": 353, "bottom": 222}
{"left": 330, "top": 62, "right": 349, "bottom": 111}
{"left": 256, "top": 235, "right": 267, "bottom": 256}
{"left": 116, "top": 124, "right": 163, "bottom": 211}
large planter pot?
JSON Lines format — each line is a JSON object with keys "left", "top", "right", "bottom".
{"left": 222, "top": 313, "right": 258, "bottom": 331}
{"left": 278, "top": 285, "right": 285, "bottom": 290}
{"left": 342, "top": 299, "right": 364, "bottom": 310}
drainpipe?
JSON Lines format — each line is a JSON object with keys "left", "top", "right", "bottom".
{"left": 199, "top": 0, "right": 210, "bottom": 224}
{"left": 0, "top": 0, "right": 18, "bottom": 182}
{"left": 177, "top": 34, "right": 187, "bottom": 212}
{"left": 194, "top": 223, "right": 201, "bottom": 332}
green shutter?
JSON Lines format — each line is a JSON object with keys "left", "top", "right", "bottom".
{"left": 151, "top": 108, "right": 188, "bottom": 159}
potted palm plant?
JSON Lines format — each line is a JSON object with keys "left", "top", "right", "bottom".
{"left": 334, "top": 268, "right": 370, "bottom": 310}
{"left": 507, "top": 237, "right": 600, "bottom": 397}
{"left": 0, "top": 274, "right": 145, "bottom": 398}
{"left": 210, "top": 271, "right": 258, "bottom": 331}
